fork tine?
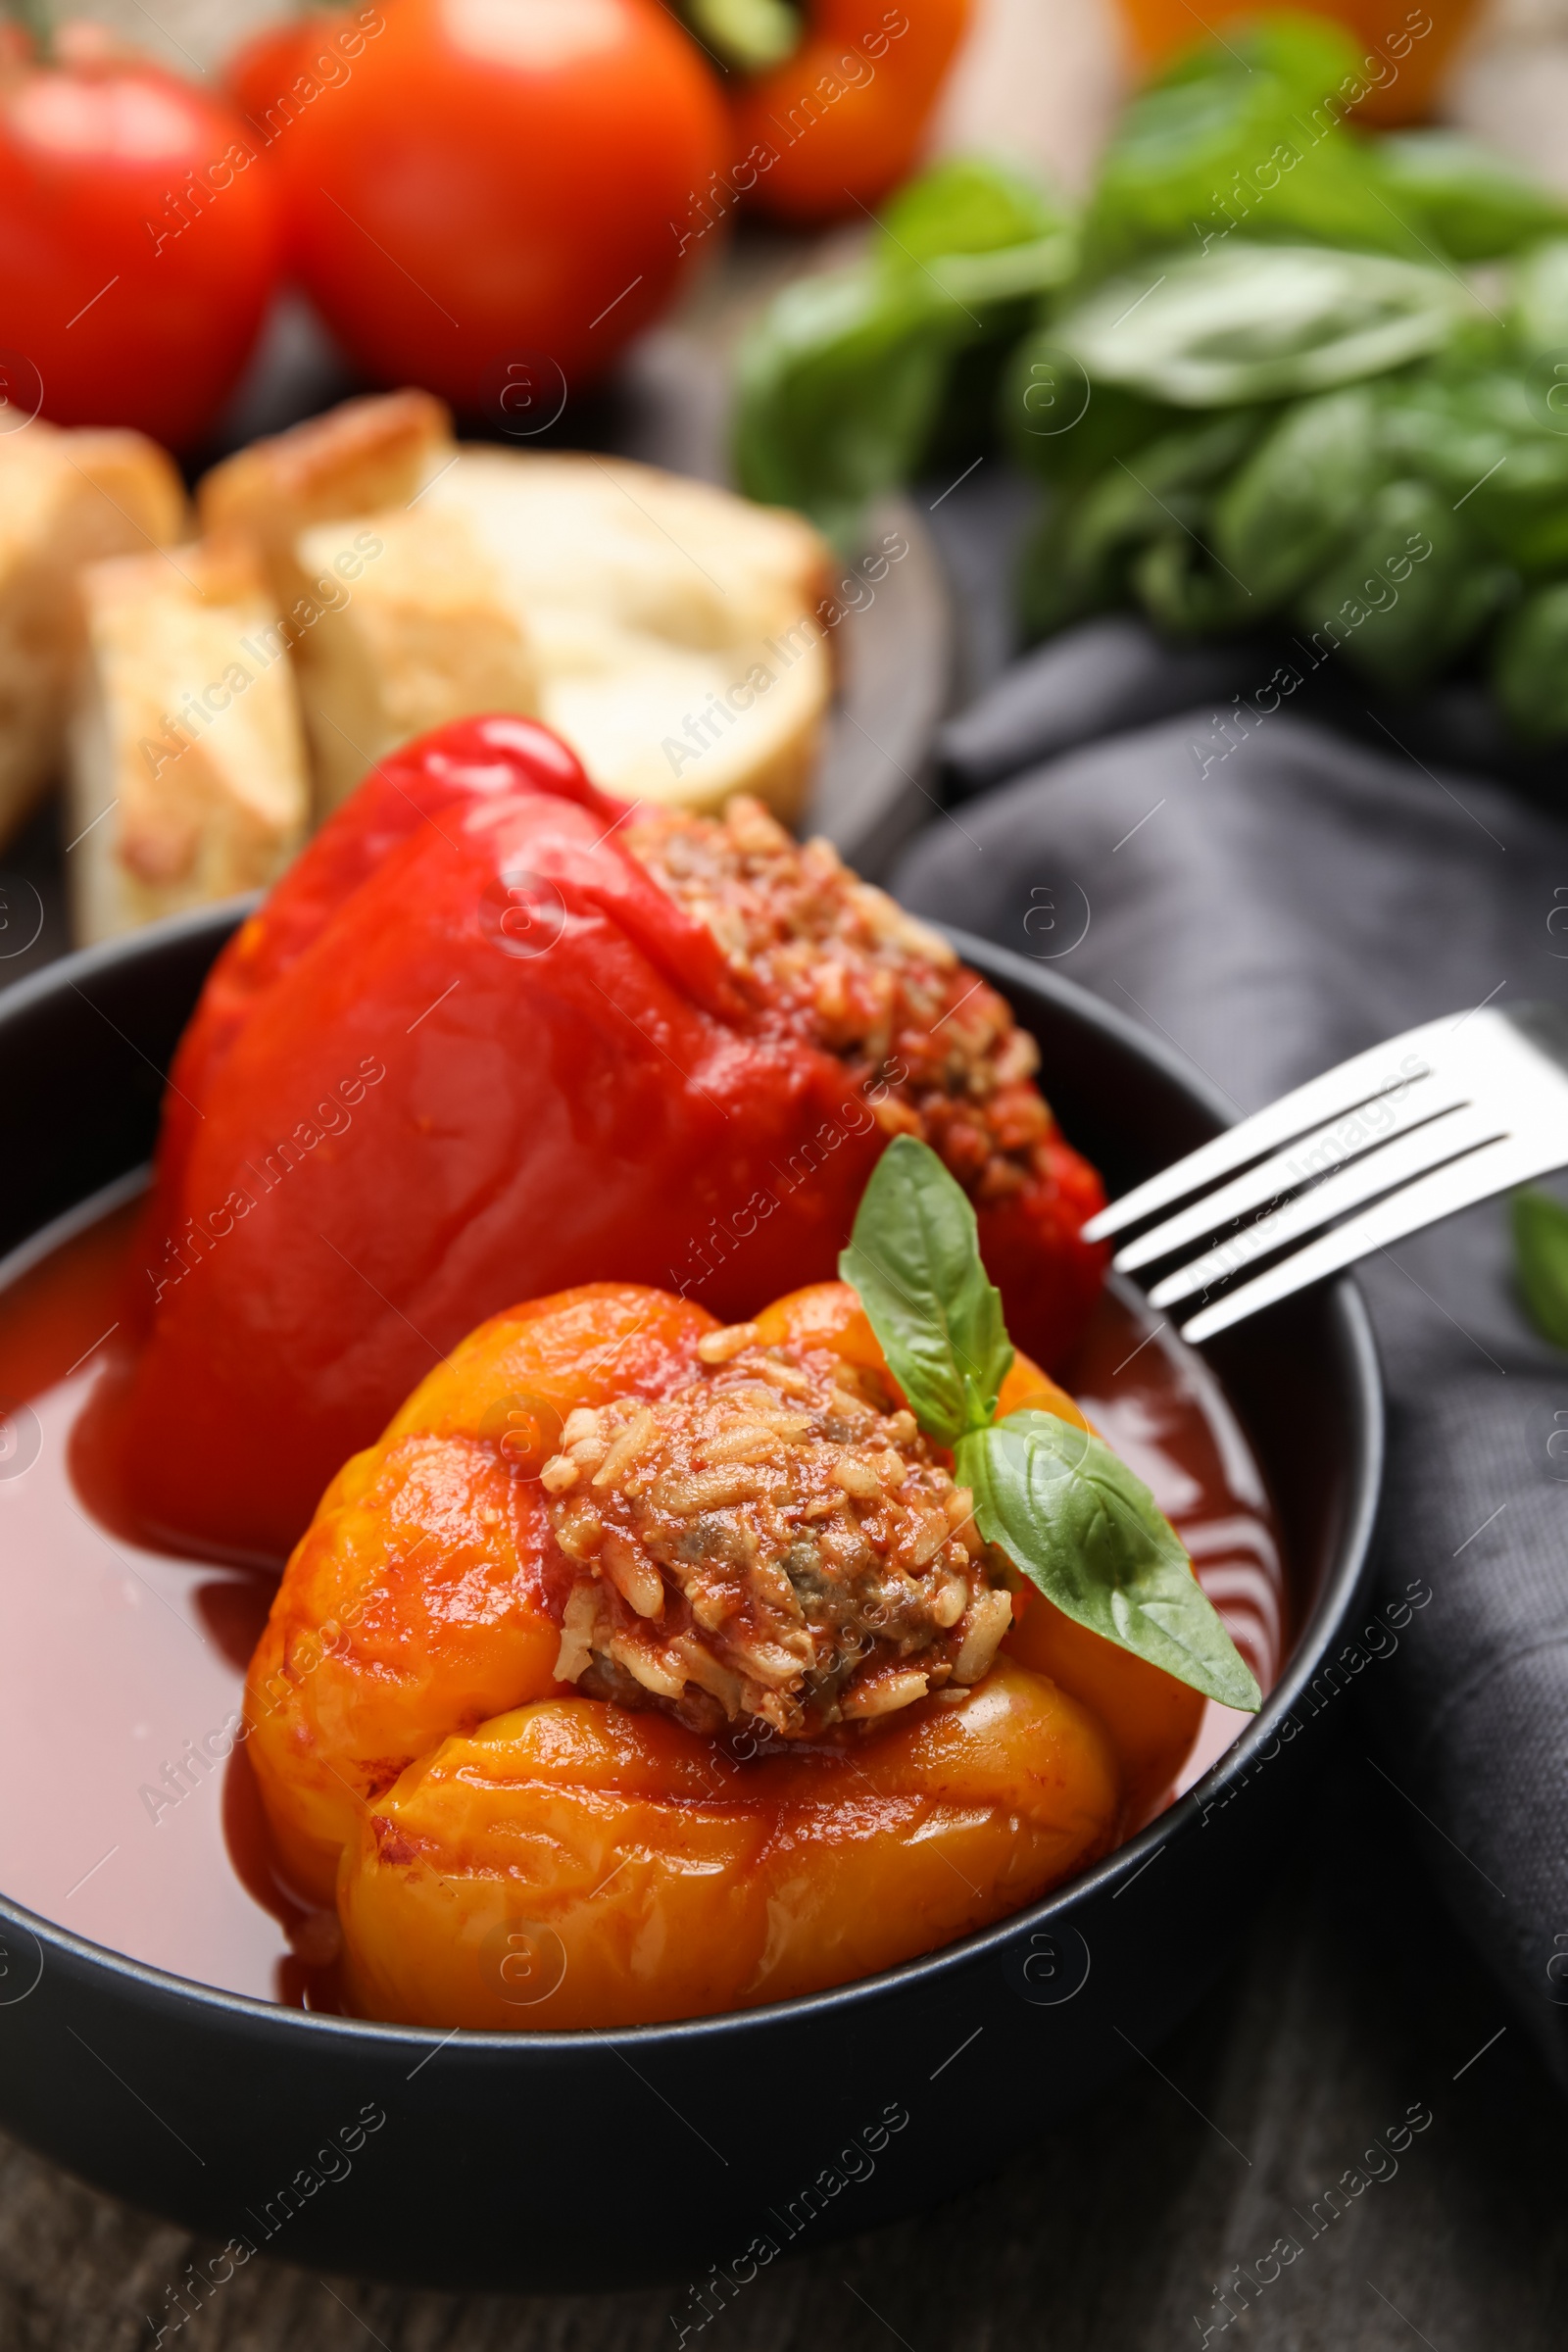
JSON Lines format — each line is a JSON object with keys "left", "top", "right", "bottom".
{"left": 1081, "top": 1013, "right": 1456, "bottom": 1244}
{"left": 1176, "top": 1132, "right": 1556, "bottom": 1343}
{"left": 1145, "top": 1103, "right": 1506, "bottom": 1308}
{"left": 1113, "top": 1077, "right": 1479, "bottom": 1272}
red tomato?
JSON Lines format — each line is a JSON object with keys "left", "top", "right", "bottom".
{"left": 0, "top": 24, "right": 281, "bottom": 449}
{"left": 225, "top": 13, "right": 325, "bottom": 141}
{"left": 729, "top": 0, "right": 973, "bottom": 225}
{"left": 226, "top": 0, "right": 729, "bottom": 412}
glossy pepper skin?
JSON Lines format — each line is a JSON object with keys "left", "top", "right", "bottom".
{"left": 729, "top": 0, "right": 973, "bottom": 225}
{"left": 120, "top": 715, "right": 1105, "bottom": 1562}
{"left": 246, "top": 1279, "right": 1198, "bottom": 2030}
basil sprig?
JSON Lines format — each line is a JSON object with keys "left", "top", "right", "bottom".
{"left": 1512, "top": 1186, "right": 1568, "bottom": 1348}
{"left": 840, "top": 1137, "right": 1261, "bottom": 1713}
{"left": 839, "top": 1132, "right": 1013, "bottom": 1444}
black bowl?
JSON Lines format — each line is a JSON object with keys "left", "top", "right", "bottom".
{"left": 0, "top": 908, "right": 1382, "bottom": 2295}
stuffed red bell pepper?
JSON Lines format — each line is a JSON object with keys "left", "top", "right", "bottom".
{"left": 118, "top": 715, "right": 1105, "bottom": 1559}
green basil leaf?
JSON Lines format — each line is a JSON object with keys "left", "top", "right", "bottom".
{"left": 878, "top": 155, "right": 1075, "bottom": 273}
{"left": 732, "top": 267, "right": 964, "bottom": 547}
{"left": 1005, "top": 327, "right": 1175, "bottom": 490}
{"left": 1360, "top": 367, "right": 1568, "bottom": 572}
{"left": 1211, "top": 384, "right": 1384, "bottom": 608}
{"left": 1494, "top": 584, "right": 1568, "bottom": 744}
{"left": 1151, "top": 8, "right": 1360, "bottom": 104}
{"left": 956, "top": 1409, "right": 1261, "bottom": 1712}
{"left": 1510, "top": 236, "right": 1568, "bottom": 356}
{"left": 732, "top": 156, "right": 1077, "bottom": 546}
{"left": 1297, "top": 476, "right": 1514, "bottom": 694}
{"left": 839, "top": 1135, "right": 1012, "bottom": 1445}
{"left": 1371, "top": 133, "right": 1568, "bottom": 264}
{"left": 1016, "top": 491, "right": 1115, "bottom": 638}
{"left": 1132, "top": 532, "right": 1259, "bottom": 636}
{"left": 1512, "top": 1187, "right": 1568, "bottom": 1347}
{"left": 1080, "top": 20, "right": 1421, "bottom": 283}
{"left": 1056, "top": 244, "right": 1473, "bottom": 412}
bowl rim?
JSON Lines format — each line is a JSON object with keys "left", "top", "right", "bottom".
{"left": 0, "top": 910, "right": 1384, "bottom": 2059}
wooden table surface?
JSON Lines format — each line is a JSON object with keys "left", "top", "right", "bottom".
{"left": 0, "top": 1743, "right": 1560, "bottom": 2351}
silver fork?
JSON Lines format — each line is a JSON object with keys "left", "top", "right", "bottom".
{"left": 1080, "top": 1003, "right": 1568, "bottom": 1342}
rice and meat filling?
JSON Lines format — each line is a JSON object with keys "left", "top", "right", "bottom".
{"left": 624, "top": 795, "right": 1055, "bottom": 1206}
{"left": 542, "top": 1327, "right": 1016, "bottom": 1741}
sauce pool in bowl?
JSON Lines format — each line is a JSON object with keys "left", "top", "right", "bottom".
{"left": 0, "top": 1178, "right": 1285, "bottom": 2011}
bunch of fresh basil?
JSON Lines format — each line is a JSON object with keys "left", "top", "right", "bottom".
{"left": 733, "top": 10, "right": 1568, "bottom": 741}
{"left": 734, "top": 154, "right": 1079, "bottom": 550}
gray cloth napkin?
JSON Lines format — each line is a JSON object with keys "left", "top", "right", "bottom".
{"left": 892, "top": 694, "right": 1568, "bottom": 2089}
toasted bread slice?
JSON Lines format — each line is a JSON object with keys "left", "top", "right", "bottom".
{"left": 293, "top": 507, "right": 538, "bottom": 810}
{"left": 0, "top": 422, "right": 187, "bottom": 846}
{"left": 196, "top": 389, "right": 455, "bottom": 612}
{"left": 432, "top": 450, "right": 833, "bottom": 653}
{"left": 297, "top": 441, "right": 835, "bottom": 820}
{"left": 68, "top": 535, "right": 310, "bottom": 946}
{"left": 430, "top": 450, "right": 835, "bottom": 819}
{"left": 198, "top": 391, "right": 463, "bottom": 818}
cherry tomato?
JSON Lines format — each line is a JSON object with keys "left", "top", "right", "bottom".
{"left": 226, "top": 0, "right": 729, "bottom": 410}
{"left": 728, "top": 0, "right": 973, "bottom": 225}
{"left": 0, "top": 24, "right": 281, "bottom": 449}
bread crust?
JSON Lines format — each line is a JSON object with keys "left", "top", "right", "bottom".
{"left": 291, "top": 431, "right": 837, "bottom": 821}
{"left": 0, "top": 421, "right": 186, "bottom": 846}
{"left": 68, "top": 532, "right": 310, "bottom": 945}
{"left": 196, "top": 388, "right": 455, "bottom": 607}
{"left": 188, "top": 391, "right": 839, "bottom": 831}
{"left": 294, "top": 507, "right": 538, "bottom": 811}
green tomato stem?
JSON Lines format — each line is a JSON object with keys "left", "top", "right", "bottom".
{"left": 681, "top": 0, "right": 802, "bottom": 74}
{"left": 4, "top": 0, "right": 53, "bottom": 59}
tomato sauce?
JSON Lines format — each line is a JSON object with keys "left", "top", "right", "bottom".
{"left": 0, "top": 1181, "right": 1285, "bottom": 2008}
